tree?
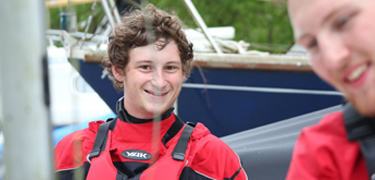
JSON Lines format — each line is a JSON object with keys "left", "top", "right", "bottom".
{"left": 47, "top": 0, "right": 294, "bottom": 53}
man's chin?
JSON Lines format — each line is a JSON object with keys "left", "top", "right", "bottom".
{"left": 351, "top": 100, "right": 375, "bottom": 118}
{"left": 146, "top": 106, "right": 168, "bottom": 117}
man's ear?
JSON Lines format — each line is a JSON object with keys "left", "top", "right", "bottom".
{"left": 112, "top": 65, "right": 124, "bottom": 82}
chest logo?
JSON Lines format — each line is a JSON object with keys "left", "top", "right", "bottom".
{"left": 122, "top": 149, "right": 152, "bottom": 160}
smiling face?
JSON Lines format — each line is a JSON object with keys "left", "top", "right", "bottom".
{"left": 112, "top": 40, "right": 185, "bottom": 119}
{"left": 289, "top": 0, "right": 375, "bottom": 116}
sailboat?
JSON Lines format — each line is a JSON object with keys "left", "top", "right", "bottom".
{"left": 44, "top": 0, "right": 344, "bottom": 179}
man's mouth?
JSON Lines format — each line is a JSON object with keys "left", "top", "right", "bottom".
{"left": 346, "top": 63, "right": 369, "bottom": 82}
{"left": 145, "top": 90, "right": 168, "bottom": 96}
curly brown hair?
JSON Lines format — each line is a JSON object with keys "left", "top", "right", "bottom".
{"left": 102, "top": 4, "right": 194, "bottom": 90}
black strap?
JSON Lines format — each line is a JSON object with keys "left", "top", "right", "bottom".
{"left": 224, "top": 167, "right": 242, "bottom": 180}
{"left": 359, "top": 137, "right": 375, "bottom": 180}
{"left": 88, "top": 116, "right": 185, "bottom": 161}
{"left": 343, "top": 103, "right": 375, "bottom": 179}
{"left": 161, "top": 116, "right": 185, "bottom": 146}
{"left": 172, "top": 122, "right": 195, "bottom": 161}
{"left": 88, "top": 121, "right": 113, "bottom": 160}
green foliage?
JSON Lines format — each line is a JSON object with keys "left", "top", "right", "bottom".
{"left": 47, "top": 2, "right": 105, "bottom": 33}
{"left": 47, "top": 0, "right": 294, "bottom": 53}
{"left": 149, "top": 0, "right": 294, "bottom": 53}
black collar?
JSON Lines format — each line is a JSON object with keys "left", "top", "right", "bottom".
{"left": 116, "top": 97, "right": 175, "bottom": 124}
{"left": 115, "top": 97, "right": 184, "bottom": 147}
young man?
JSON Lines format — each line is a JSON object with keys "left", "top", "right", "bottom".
{"left": 287, "top": 0, "right": 375, "bottom": 179}
{"left": 54, "top": 4, "right": 247, "bottom": 180}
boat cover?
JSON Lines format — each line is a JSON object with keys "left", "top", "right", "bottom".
{"left": 221, "top": 105, "right": 342, "bottom": 180}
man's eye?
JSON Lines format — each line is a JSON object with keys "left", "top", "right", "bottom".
{"left": 336, "top": 16, "right": 350, "bottom": 29}
{"left": 140, "top": 65, "right": 151, "bottom": 70}
{"left": 307, "top": 39, "right": 318, "bottom": 49}
{"left": 166, "top": 66, "right": 177, "bottom": 71}
{"left": 338, "top": 17, "right": 349, "bottom": 27}
{"left": 334, "top": 12, "right": 357, "bottom": 30}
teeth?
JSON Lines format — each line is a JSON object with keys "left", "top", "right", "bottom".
{"left": 145, "top": 90, "right": 165, "bottom": 96}
{"left": 347, "top": 64, "right": 367, "bottom": 81}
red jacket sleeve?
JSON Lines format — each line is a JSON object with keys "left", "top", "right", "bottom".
{"left": 286, "top": 128, "right": 340, "bottom": 180}
{"left": 54, "top": 130, "right": 86, "bottom": 171}
{"left": 54, "top": 121, "right": 103, "bottom": 171}
{"left": 189, "top": 134, "right": 248, "bottom": 180}
{"left": 286, "top": 112, "right": 367, "bottom": 180}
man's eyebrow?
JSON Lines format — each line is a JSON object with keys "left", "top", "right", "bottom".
{"left": 166, "top": 61, "right": 181, "bottom": 64}
{"left": 295, "top": 33, "right": 309, "bottom": 45}
{"left": 322, "top": 9, "right": 339, "bottom": 26}
{"left": 321, "top": 4, "right": 353, "bottom": 26}
{"left": 293, "top": 9, "right": 337, "bottom": 43}
{"left": 134, "top": 60, "right": 153, "bottom": 64}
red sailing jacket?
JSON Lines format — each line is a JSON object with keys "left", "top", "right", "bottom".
{"left": 286, "top": 111, "right": 368, "bottom": 180}
{"left": 54, "top": 113, "right": 247, "bottom": 180}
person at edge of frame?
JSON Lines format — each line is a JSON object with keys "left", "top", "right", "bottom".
{"left": 287, "top": 0, "right": 375, "bottom": 179}
{"left": 54, "top": 4, "right": 248, "bottom": 180}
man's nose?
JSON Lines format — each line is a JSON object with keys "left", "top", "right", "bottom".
{"left": 319, "top": 34, "right": 350, "bottom": 70}
{"left": 151, "top": 69, "right": 167, "bottom": 89}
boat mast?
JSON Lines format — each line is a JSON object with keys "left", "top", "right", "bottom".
{"left": 0, "top": 0, "right": 54, "bottom": 179}
{"left": 183, "top": 0, "right": 223, "bottom": 54}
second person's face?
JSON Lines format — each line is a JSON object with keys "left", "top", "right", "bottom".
{"left": 289, "top": 0, "right": 375, "bottom": 116}
{"left": 113, "top": 40, "right": 185, "bottom": 119}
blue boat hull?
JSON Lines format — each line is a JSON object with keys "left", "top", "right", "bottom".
{"left": 73, "top": 60, "right": 343, "bottom": 137}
